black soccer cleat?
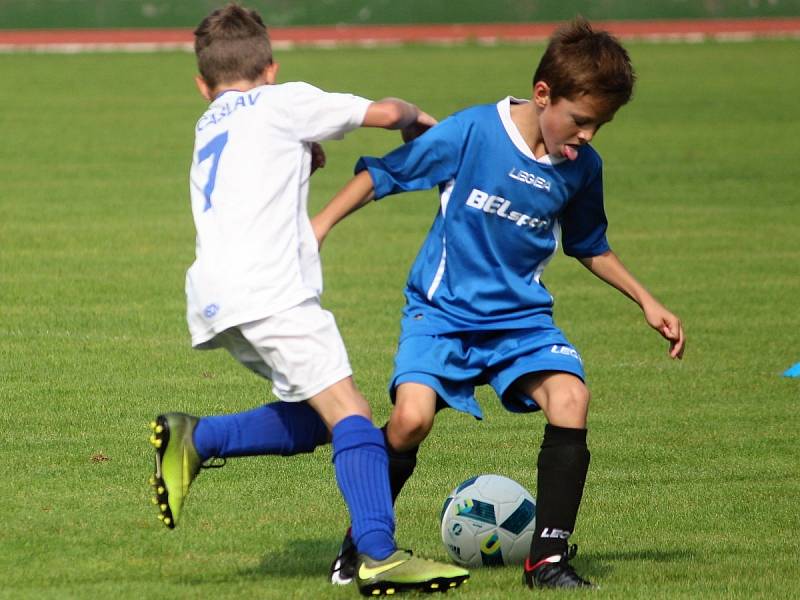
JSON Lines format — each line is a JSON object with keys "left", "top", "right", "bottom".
{"left": 329, "top": 528, "right": 358, "bottom": 585}
{"left": 523, "top": 544, "right": 594, "bottom": 589}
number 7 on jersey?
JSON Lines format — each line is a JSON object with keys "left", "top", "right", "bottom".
{"left": 197, "top": 131, "right": 229, "bottom": 211}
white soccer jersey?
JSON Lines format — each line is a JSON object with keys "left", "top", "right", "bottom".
{"left": 186, "top": 82, "right": 371, "bottom": 347}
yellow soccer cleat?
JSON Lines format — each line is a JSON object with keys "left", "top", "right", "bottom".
{"left": 355, "top": 549, "right": 469, "bottom": 596}
{"left": 148, "top": 413, "right": 204, "bottom": 529}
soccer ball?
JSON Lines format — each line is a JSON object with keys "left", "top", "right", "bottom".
{"left": 440, "top": 474, "right": 536, "bottom": 568}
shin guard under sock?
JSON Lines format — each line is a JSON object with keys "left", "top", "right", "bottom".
{"left": 529, "top": 424, "right": 590, "bottom": 562}
{"left": 332, "top": 415, "right": 396, "bottom": 560}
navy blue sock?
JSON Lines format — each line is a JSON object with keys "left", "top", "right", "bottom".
{"left": 332, "top": 415, "right": 396, "bottom": 561}
{"left": 192, "top": 401, "right": 329, "bottom": 461}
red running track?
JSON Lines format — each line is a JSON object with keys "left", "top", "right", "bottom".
{"left": 1, "top": 18, "right": 799, "bottom": 50}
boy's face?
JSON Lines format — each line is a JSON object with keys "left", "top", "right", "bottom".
{"left": 534, "top": 82, "right": 615, "bottom": 161}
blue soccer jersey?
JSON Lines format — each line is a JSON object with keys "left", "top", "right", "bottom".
{"left": 356, "top": 97, "right": 610, "bottom": 335}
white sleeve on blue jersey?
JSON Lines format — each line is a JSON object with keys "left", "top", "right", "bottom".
{"left": 560, "top": 163, "right": 610, "bottom": 258}
{"left": 355, "top": 116, "right": 464, "bottom": 198}
{"left": 281, "top": 81, "right": 371, "bottom": 142}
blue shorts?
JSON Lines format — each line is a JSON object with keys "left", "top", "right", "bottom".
{"left": 389, "top": 319, "right": 584, "bottom": 419}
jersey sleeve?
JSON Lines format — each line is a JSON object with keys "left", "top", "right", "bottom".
{"left": 355, "top": 116, "right": 464, "bottom": 199}
{"left": 560, "top": 160, "right": 611, "bottom": 258}
{"left": 283, "top": 82, "right": 371, "bottom": 142}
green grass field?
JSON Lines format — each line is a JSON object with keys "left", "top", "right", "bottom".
{"left": 1, "top": 40, "right": 799, "bottom": 599}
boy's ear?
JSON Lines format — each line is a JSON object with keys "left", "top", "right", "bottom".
{"left": 264, "top": 61, "right": 280, "bottom": 84}
{"left": 533, "top": 81, "right": 550, "bottom": 109}
{"left": 194, "top": 75, "right": 213, "bottom": 101}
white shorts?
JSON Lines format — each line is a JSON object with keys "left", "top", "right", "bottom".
{"left": 209, "top": 299, "right": 352, "bottom": 402}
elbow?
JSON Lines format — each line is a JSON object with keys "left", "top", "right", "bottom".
{"left": 380, "top": 102, "right": 406, "bottom": 129}
{"left": 367, "top": 99, "right": 413, "bottom": 129}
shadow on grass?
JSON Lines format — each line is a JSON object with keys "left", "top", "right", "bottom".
{"left": 185, "top": 541, "right": 691, "bottom": 585}
{"left": 237, "top": 543, "right": 692, "bottom": 581}
{"left": 175, "top": 537, "right": 337, "bottom": 585}
{"left": 235, "top": 537, "right": 337, "bottom": 580}
{"left": 580, "top": 548, "right": 693, "bottom": 578}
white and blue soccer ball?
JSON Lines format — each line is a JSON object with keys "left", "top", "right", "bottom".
{"left": 440, "top": 474, "right": 536, "bottom": 567}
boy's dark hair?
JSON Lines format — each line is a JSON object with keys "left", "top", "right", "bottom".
{"left": 533, "top": 17, "right": 635, "bottom": 113}
{"left": 194, "top": 3, "right": 273, "bottom": 90}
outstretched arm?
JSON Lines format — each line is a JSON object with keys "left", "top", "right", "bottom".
{"left": 311, "top": 171, "right": 375, "bottom": 249}
{"left": 578, "top": 250, "right": 685, "bottom": 359}
{"left": 363, "top": 98, "right": 437, "bottom": 142}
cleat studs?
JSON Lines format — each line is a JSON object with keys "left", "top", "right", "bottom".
{"left": 160, "top": 504, "right": 167, "bottom": 512}
{"left": 164, "top": 517, "right": 171, "bottom": 525}
{"left": 157, "top": 486, "right": 165, "bottom": 494}
{"left": 371, "top": 591, "right": 380, "bottom": 596}
{"left": 151, "top": 497, "right": 158, "bottom": 505}
{"left": 430, "top": 583, "right": 439, "bottom": 589}
{"left": 148, "top": 475, "right": 155, "bottom": 485}
{"left": 149, "top": 421, "right": 157, "bottom": 430}
{"left": 155, "top": 425, "right": 164, "bottom": 434}
{"left": 386, "top": 589, "right": 395, "bottom": 595}
{"left": 157, "top": 514, "right": 165, "bottom": 521}
{"left": 154, "top": 439, "right": 162, "bottom": 448}
{"left": 449, "top": 581, "right": 457, "bottom": 587}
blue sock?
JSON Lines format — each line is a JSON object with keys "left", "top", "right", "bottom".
{"left": 332, "top": 415, "right": 396, "bottom": 561}
{"left": 192, "top": 401, "right": 329, "bottom": 460}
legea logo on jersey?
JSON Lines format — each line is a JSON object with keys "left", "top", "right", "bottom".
{"left": 465, "top": 189, "right": 550, "bottom": 229}
{"left": 508, "top": 168, "right": 551, "bottom": 191}
{"left": 203, "top": 303, "right": 220, "bottom": 318}
{"left": 550, "top": 345, "right": 582, "bottom": 363}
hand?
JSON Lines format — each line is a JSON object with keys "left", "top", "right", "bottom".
{"left": 310, "top": 142, "right": 326, "bottom": 175}
{"left": 401, "top": 110, "right": 438, "bottom": 143}
{"left": 643, "top": 301, "right": 685, "bottom": 359}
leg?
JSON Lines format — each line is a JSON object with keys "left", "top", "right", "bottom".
{"left": 192, "top": 401, "right": 330, "bottom": 459}
{"left": 311, "top": 378, "right": 468, "bottom": 595}
{"left": 518, "top": 371, "right": 594, "bottom": 588}
{"left": 329, "top": 383, "right": 438, "bottom": 585}
{"left": 386, "top": 382, "right": 438, "bottom": 450}
{"left": 305, "top": 377, "right": 395, "bottom": 562}
{"left": 222, "top": 305, "right": 395, "bottom": 564}
{"left": 150, "top": 401, "right": 331, "bottom": 530}
{"left": 148, "top": 303, "right": 347, "bottom": 530}
{"left": 525, "top": 371, "right": 590, "bottom": 429}
{"left": 176, "top": 323, "right": 332, "bottom": 465}
{"left": 327, "top": 329, "right": 475, "bottom": 591}
{"left": 384, "top": 382, "right": 438, "bottom": 503}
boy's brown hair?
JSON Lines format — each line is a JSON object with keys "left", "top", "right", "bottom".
{"left": 194, "top": 3, "right": 273, "bottom": 90}
{"left": 533, "top": 17, "right": 635, "bottom": 113}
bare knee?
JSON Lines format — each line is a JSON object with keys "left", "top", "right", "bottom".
{"left": 307, "top": 377, "right": 372, "bottom": 430}
{"left": 546, "top": 383, "right": 590, "bottom": 428}
{"left": 385, "top": 382, "right": 437, "bottom": 451}
{"left": 522, "top": 373, "right": 590, "bottom": 428}
{"left": 388, "top": 402, "right": 434, "bottom": 450}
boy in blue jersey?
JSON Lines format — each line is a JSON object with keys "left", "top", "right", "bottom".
{"left": 314, "top": 18, "right": 685, "bottom": 589}
{"left": 148, "top": 4, "right": 468, "bottom": 596}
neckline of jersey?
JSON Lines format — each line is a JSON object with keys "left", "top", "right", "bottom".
{"left": 496, "top": 96, "right": 566, "bottom": 167}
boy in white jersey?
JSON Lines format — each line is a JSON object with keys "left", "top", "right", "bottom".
{"left": 147, "top": 4, "right": 468, "bottom": 596}
{"left": 315, "top": 18, "right": 685, "bottom": 590}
